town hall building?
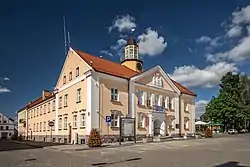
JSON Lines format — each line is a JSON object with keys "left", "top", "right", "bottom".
{"left": 18, "top": 38, "right": 196, "bottom": 144}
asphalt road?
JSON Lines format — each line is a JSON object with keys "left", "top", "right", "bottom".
{"left": 0, "top": 134, "right": 250, "bottom": 167}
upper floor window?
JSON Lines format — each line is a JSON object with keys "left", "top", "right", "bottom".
{"left": 76, "top": 88, "right": 81, "bottom": 103}
{"left": 146, "top": 92, "right": 152, "bottom": 107}
{"left": 184, "top": 102, "right": 188, "bottom": 112}
{"left": 162, "top": 96, "right": 168, "bottom": 109}
{"left": 64, "top": 94, "right": 68, "bottom": 107}
{"left": 111, "top": 88, "right": 119, "bottom": 101}
{"left": 76, "top": 67, "right": 79, "bottom": 77}
{"left": 69, "top": 72, "right": 72, "bottom": 81}
{"left": 169, "top": 97, "right": 174, "bottom": 110}
{"left": 152, "top": 75, "right": 163, "bottom": 88}
{"left": 6, "top": 126, "right": 9, "bottom": 130}
{"left": 40, "top": 106, "right": 42, "bottom": 115}
{"left": 137, "top": 90, "right": 144, "bottom": 105}
{"left": 43, "top": 121, "right": 46, "bottom": 131}
{"left": 63, "top": 75, "right": 66, "bottom": 84}
{"left": 52, "top": 100, "right": 55, "bottom": 111}
{"left": 59, "top": 97, "right": 62, "bottom": 108}
{"left": 48, "top": 103, "right": 51, "bottom": 113}
{"left": 44, "top": 104, "right": 46, "bottom": 114}
{"left": 155, "top": 94, "right": 160, "bottom": 106}
{"left": 37, "top": 108, "right": 39, "bottom": 117}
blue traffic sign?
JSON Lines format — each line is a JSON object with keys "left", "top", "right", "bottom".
{"left": 106, "top": 116, "right": 111, "bottom": 123}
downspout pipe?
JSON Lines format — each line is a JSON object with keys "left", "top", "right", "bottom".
{"left": 179, "top": 93, "right": 183, "bottom": 137}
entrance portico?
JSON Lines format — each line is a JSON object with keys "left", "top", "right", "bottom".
{"left": 148, "top": 111, "right": 166, "bottom": 136}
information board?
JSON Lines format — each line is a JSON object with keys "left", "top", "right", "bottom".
{"left": 120, "top": 118, "right": 135, "bottom": 137}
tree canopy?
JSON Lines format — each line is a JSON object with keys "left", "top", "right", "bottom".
{"left": 201, "top": 72, "right": 250, "bottom": 131}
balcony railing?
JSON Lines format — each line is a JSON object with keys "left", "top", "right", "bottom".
{"left": 120, "top": 55, "right": 143, "bottom": 62}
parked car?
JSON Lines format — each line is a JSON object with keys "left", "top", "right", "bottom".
{"left": 239, "top": 129, "right": 248, "bottom": 133}
{"left": 228, "top": 129, "right": 238, "bottom": 134}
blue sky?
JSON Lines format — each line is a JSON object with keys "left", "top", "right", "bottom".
{"left": 1, "top": 0, "right": 250, "bottom": 118}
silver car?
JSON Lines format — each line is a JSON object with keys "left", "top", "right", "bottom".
{"left": 228, "top": 129, "right": 238, "bottom": 134}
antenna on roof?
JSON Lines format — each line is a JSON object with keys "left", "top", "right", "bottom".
{"left": 63, "top": 15, "right": 67, "bottom": 56}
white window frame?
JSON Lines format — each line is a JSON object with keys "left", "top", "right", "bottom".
{"left": 64, "top": 94, "right": 68, "bottom": 107}
{"left": 111, "top": 88, "right": 119, "bottom": 101}
{"left": 184, "top": 102, "right": 188, "bottom": 112}
{"left": 80, "top": 113, "right": 85, "bottom": 128}
{"left": 146, "top": 92, "right": 152, "bottom": 107}
{"left": 64, "top": 117, "right": 68, "bottom": 130}
{"left": 137, "top": 90, "right": 144, "bottom": 105}
{"left": 184, "top": 119, "right": 189, "bottom": 129}
{"left": 110, "top": 111, "right": 120, "bottom": 127}
{"left": 59, "top": 97, "right": 62, "bottom": 108}
{"left": 58, "top": 117, "right": 62, "bottom": 130}
{"left": 137, "top": 113, "right": 145, "bottom": 128}
{"left": 73, "top": 115, "right": 77, "bottom": 128}
{"left": 77, "top": 88, "right": 81, "bottom": 103}
{"left": 44, "top": 104, "right": 46, "bottom": 114}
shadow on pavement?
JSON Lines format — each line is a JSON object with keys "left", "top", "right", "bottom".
{"left": 214, "top": 161, "right": 248, "bottom": 167}
{"left": 0, "top": 139, "right": 66, "bottom": 152}
{"left": 91, "top": 157, "right": 141, "bottom": 166}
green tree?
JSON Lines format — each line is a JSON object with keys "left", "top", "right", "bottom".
{"left": 202, "top": 72, "right": 250, "bottom": 131}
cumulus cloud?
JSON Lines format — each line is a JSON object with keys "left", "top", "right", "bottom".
{"left": 195, "top": 100, "right": 209, "bottom": 118}
{"left": 100, "top": 50, "right": 113, "bottom": 57}
{"left": 206, "top": 36, "right": 250, "bottom": 62}
{"left": 137, "top": 28, "right": 167, "bottom": 56}
{"left": 169, "top": 62, "right": 239, "bottom": 88}
{"left": 0, "top": 86, "right": 10, "bottom": 94}
{"left": 226, "top": 26, "right": 242, "bottom": 38}
{"left": 110, "top": 38, "right": 127, "bottom": 56}
{"left": 232, "top": 6, "right": 250, "bottom": 25}
{"left": 108, "top": 15, "right": 136, "bottom": 33}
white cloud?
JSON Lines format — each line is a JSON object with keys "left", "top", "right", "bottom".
{"left": 0, "top": 86, "right": 10, "bottom": 94}
{"left": 109, "top": 15, "right": 136, "bottom": 33}
{"left": 137, "top": 28, "right": 167, "bottom": 56}
{"left": 226, "top": 26, "right": 242, "bottom": 38}
{"left": 232, "top": 6, "right": 250, "bottom": 25}
{"left": 3, "top": 77, "right": 9, "bottom": 81}
{"left": 195, "top": 100, "right": 209, "bottom": 118}
{"left": 110, "top": 38, "right": 127, "bottom": 56}
{"left": 169, "top": 62, "right": 239, "bottom": 88}
{"left": 206, "top": 36, "right": 250, "bottom": 62}
{"left": 100, "top": 50, "right": 113, "bottom": 57}
{"left": 196, "top": 36, "right": 212, "bottom": 43}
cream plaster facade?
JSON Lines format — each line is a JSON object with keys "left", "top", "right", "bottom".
{"left": 18, "top": 45, "right": 196, "bottom": 144}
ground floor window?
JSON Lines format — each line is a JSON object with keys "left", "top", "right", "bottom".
{"left": 138, "top": 113, "right": 146, "bottom": 128}
{"left": 111, "top": 110, "right": 120, "bottom": 127}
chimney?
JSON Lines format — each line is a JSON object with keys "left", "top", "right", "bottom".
{"left": 42, "top": 90, "right": 51, "bottom": 100}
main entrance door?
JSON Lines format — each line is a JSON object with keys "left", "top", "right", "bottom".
{"left": 154, "top": 119, "right": 161, "bottom": 136}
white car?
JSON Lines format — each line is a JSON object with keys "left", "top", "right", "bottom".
{"left": 228, "top": 129, "right": 238, "bottom": 134}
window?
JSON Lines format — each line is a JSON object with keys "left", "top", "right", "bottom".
{"left": 48, "top": 103, "right": 50, "bottom": 113}
{"left": 73, "top": 115, "right": 77, "bottom": 128}
{"left": 40, "top": 122, "right": 42, "bottom": 132}
{"left": 52, "top": 100, "right": 55, "bottom": 111}
{"left": 40, "top": 106, "right": 42, "bottom": 115}
{"left": 152, "top": 75, "right": 163, "bottom": 87}
{"left": 64, "top": 117, "right": 68, "bottom": 130}
{"left": 69, "top": 72, "right": 72, "bottom": 81}
{"left": 162, "top": 96, "right": 167, "bottom": 109}
{"left": 43, "top": 121, "right": 46, "bottom": 131}
{"left": 111, "top": 88, "right": 119, "bottom": 101}
{"left": 76, "top": 67, "right": 79, "bottom": 77}
{"left": 184, "top": 119, "right": 189, "bottom": 129}
{"left": 33, "top": 123, "right": 35, "bottom": 132}
{"left": 47, "top": 121, "right": 50, "bottom": 131}
{"left": 80, "top": 113, "right": 85, "bottom": 127}
{"left": 37, "top": 108, "right": 39, "bottom": 116}
{"left": 111, "top": 111, "right": 119, "bottom": 127}
{"left": 146, "top": 92, "right": 152, "bottom": 107}
{"left": 44, "top": 104, "right": 46, "bottom": 114}
{"left": 76, "top": 88, "right": 81, "bottom": 103}
{"left": 0, "top": 126, "right": 3, "bottom": 130}
{"left": 58, "top": 118, "right": 62, "bottom": 130}
{"left": 63, "top": 75, "right": 66, "bottom": 84}
{"left": 169, "top": 98, "right": 174, "bottom": 110}
{"left": 6, "top": 126, "right": 9, "bottom": 130}
{"left": 137, "top": 90, "right": 144, "bottom": 105}
{"left": 138, "top": 113, "right": 145, "bottom": 128}
{"left": 37, "top": 123, "right": 39, "bottom": 132}
{"left": 52, "top": 120, "right": 55, "bottom": 130}
{"left": 31, "top": 110, "right": 33, "bottom": 118}
{"left": 64, "top": 94, "right": 68, "bottom": 107}
{"left": 184, "top": 102, "right": 188, "bottom": 112}
{"left": 59, "top": 97, "right": 62, "bottom": 108}
{"left": 155, "top": 94, "right": 160, "bottom": 106}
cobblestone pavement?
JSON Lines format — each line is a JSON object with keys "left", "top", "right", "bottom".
{"left": 1, "top": 134, "right": 250, "bottom": 167}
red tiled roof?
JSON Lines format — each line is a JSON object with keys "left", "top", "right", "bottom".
{"left": 171, "top": 79, "right": 197, "bottom": 97}
{"left": 74, "top": 48, "right": 196, "bottom": 97}
{"left": 74, "top": 50, "right": 138, "bottom": 79}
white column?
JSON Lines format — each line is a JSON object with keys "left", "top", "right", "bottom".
{"left": 160, "top": 121, "right": 165, "bottom": 136}
{"left": 149, "top": 114, "right": 153, "bottom": 136}
{"left": 25, "top": 109, "right": 28, "bottom": 138}
{"left": 55, "top": 94, "right": 59, "bottom": 135}
{"left": 129, "top": 82, "right": 135, "bottom": 118}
